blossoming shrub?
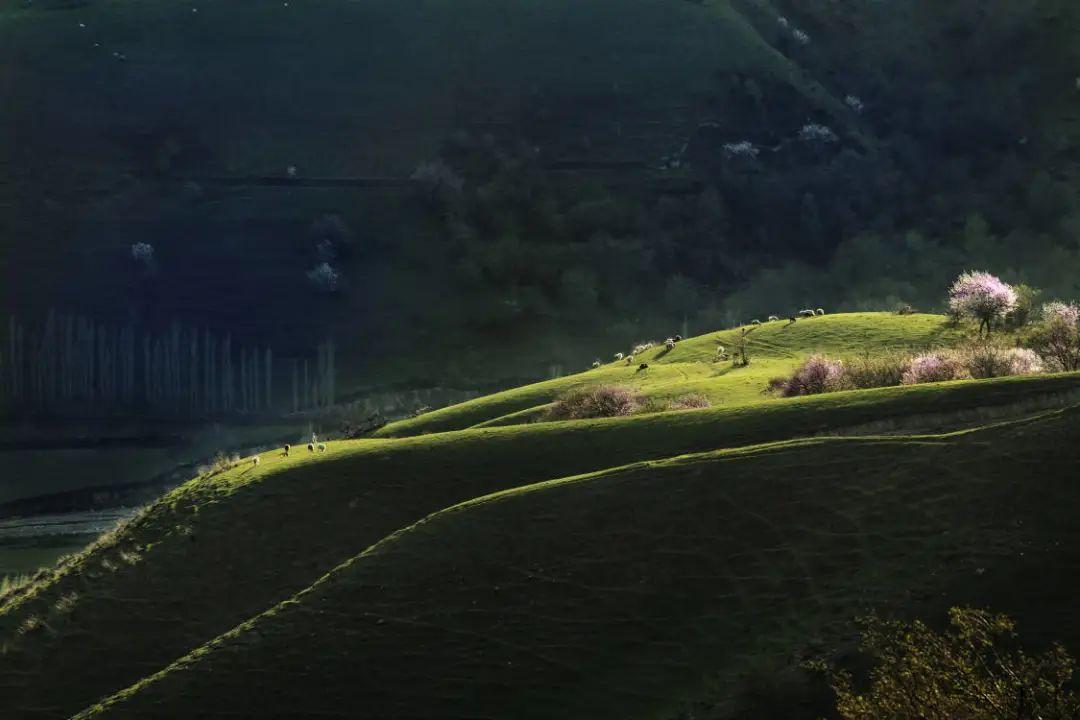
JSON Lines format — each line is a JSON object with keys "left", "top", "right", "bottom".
{"left": 901, "top": 352, "right": 969, "bottom": 385}
{"left": 774, "top": 355, "right": 845, "bottom": 397}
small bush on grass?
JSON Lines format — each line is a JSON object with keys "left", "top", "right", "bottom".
{"left": 545, "top": 385, "right": 643, "bottom": 420}
{"left": 665, "top": 393, "right": 711, "bottom": 411}
{"left": 841, "top": 352, "right": 910, "bottom": 390}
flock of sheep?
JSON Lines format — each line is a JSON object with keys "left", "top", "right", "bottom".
{"left": 590, "top": 308, "right": 827, "bottom": 371}
{"left": 250, "top": 435, "right": 328, "bottom": 468}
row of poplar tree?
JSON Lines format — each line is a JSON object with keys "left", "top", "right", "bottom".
{"left": 0, "top": 313, "right": 335, "bottom": 417}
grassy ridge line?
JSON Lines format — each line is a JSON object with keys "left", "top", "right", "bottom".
{"left": 376, "top": 313, "right": 965, "bottom": 437}
{"left": 3, "top": 373, "right": 1076, "bottom": 718}
{"left": 77, "top": 407, "right": 1080, "bottom": 719}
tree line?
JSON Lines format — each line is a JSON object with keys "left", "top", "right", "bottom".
{"left": 0, "top": 313, "right": 335, "bottom": 418}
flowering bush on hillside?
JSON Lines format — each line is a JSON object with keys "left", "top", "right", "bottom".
{"left": 1005, "top": 347, "right": 1044, "bottom": 375}
{"left": 901, "top": 352, "right": 969, "bottom": 385}
{"left": 798, "top": 124, "right": 838, "bottom": 144}
{"left": 960, "top": 343, "right": 1043, "bottom": 379}
{"left": 774, "top": 355, "right": 845, "bottom": 396}
{"left": 1043, "top": 301, "right": 1080, "bottom": 327}
{"left": 948, "top": 271, "right": 1017, "bottom": 335}
{"left": 1031, "top": 301, "right": 1080, "bottom": 371}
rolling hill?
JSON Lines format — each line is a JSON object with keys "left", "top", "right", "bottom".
{"left": 76, "top": 406, "right": 1080, "bottom": 718}
{"left": 2, "top": 312, "right": 1079, "bottom": 718}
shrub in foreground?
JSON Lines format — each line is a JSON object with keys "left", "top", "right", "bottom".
{"left": 546, "top": 385, "right": 643, "bottom": 420}
{"left": 812, "top": 608, "right": 1080, "bottom": 720}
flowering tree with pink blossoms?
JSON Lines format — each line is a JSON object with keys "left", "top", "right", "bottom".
{"left": 948, "top": 271, "right": 1017, "bottom": 336}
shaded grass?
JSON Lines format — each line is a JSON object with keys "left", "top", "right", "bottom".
{"left": 3, "top": 372, "right": 1077, "bottom": 718}
{"left": 78, "top": 407, "right": 1080, "bottom": 719}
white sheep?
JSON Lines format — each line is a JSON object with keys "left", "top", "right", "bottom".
{"left": 751, "top": 319, "right": 762, "bottom": 326}
{"left": 252, "top": 456, "right": 260, "bottom": 467}
{"left": 768, "top": 315, "right": 779, "bottom": 322}
{"left": 664, "top": 338, "right": 676, "bottom": 350}
{"left": 615, "top": 352, "right": 624, "bottom": 360}
{"left": 815, "top": 308, "right": 825, "bottom": 316}
{"left": 625, "top": 355, "right": 635, "bottom": 365}
{"left": 317, "top": 443, "right": 327, "bottom": 452}
{"left": 591, "top": 360, "right": 602, "bottom": 369}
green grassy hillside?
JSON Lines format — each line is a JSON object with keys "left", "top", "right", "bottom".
{"left": 78, "top": 407, "right": 1080, "bottom": 719}
{"left": 1, "top": 313, "right": 1077, "bottom": 718}
{"left": 376, "top": 313, "right": 966, "bottom": 436}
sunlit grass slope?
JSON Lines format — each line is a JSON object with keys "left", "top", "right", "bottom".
{"left": 4, "top": 370, "right": 1077, "bottom": 718}
{"left": 376, "top": 313, "right": 967, "bottom": 437}
{"left": 80, "top": 407, "right": 1080, "bottom": 719}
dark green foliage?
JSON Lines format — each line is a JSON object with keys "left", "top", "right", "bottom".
{"left": 813, "top": 608, "right": 1080, "bottom": 720}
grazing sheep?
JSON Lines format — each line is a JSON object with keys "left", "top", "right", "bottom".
{"left": 815, "top": 308, "right": 825, "bottom": 316}
{"left": 674, "top": 334, "right": 683, "bottom": 342}
{"left": 638, "top": 362, "right": 650, "bottom": 371}
{"left": 615, "top": 352, "right": 624, "bottom": 361}
{"left": 625, "top": 355, "right": 635, "bottom": 365}
{"left": 751, "top": 319, "right": 761, "bottom": 326}
{"left": 317, "top": 443, "right": 327, "bottom": 452}
{"left": 768, "top": 315, "right": 779, "bottom": 322}
{"left": 633, "top": 344, "right": 648, "bottom": 355}
{"left": 716, "top": 345, "right": 726, "bottom": 355}
{"left": 799, "top": 309, "right": 816, "bottom": 318}
{"left": 664, "top": 338, "right": 676, "bottom": 350}
{"left": 284, "top": 444, "right": 291, "bottom": 457}
{"left": 307, "top": 443, "right": 315, "bottom": 452}
{"left": 252, "top": 456, "right": 260, "bottom": 467}
{"left": 591, "top": 360, "right": 602, "bottom": 369}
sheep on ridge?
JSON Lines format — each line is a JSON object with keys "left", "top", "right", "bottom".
{"left": 664, "top": 338, "right": 676, "bottom": 350}
{"left": 284, "top": 444, "right": 291, "bottom": 457}
{"left": 615, "top": 352, "right": 624, "bottom": 361}
{"left": 252, "top": 456, "right": 260, "bottom": 467}
{"left": 815, "top": 308, "right": 825, "bottom": 316}
{"left": 768, "top": 315, "right": 779, "bottom": 322}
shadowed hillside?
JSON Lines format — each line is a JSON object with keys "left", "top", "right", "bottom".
{"left": 76, "top": 407, "right": 1080, "bottom": 719}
